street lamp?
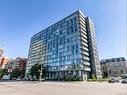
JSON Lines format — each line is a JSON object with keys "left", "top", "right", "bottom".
{"left": 38, "top": 43, "right": 46, "bottom": 82}
{"left": 39, "top": 64, "right": 43, "bottom": 82}
{"left": 37, "top": 52, "right": 43, "bottom": 82}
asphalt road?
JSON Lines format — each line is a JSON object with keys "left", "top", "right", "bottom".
{"left": 0, "top": 81, "right": 127, "bottom": 95}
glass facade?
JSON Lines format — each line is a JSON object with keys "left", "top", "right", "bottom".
{"left": 25, "top": 10, "right": 102, "bottom": 80}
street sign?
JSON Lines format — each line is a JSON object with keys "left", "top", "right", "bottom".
{"left": 8, "top": 68, "right": 12, "bottom": 73}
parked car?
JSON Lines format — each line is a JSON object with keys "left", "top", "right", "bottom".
{"left": 108, "top": 77, "right": 119, "bottom": 83}
{"left": 121, "top": 78, "right": 127, "bottom": 84}
{"left": 2, "top": 75, "right": 10, "bottom": 80}
{"left": 38, "top": 78, "right": 46, "bottom": 82}
{"left": 33, "top": 76, "right": 38, "bottom": 81}
{"left": 16, "top": 78, "right": 21, "bottom": 81}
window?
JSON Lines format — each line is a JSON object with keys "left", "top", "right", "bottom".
{"left": 67, "top": 55, "right": 70, "bottom": 60}
{"left": 121, "top": 70, "right": 123, "bottom": 73}
{"left": 67, "top": 31, "right": 69, "bottom": 35}
{"left": 67, "top": 46, "right": 70, "bottom": 51}
{"left": 59, "top": 30, "right": 63, "bottom": 35}
{"left": 67, "top": 38, "right": 70, "bottom": 43}
{"left": 76, "top": 44, "right": 79, "bottom": 53}
{"left": 71, "top": 45, "right": 75, "bottom": 54}
{"left": 60, "top": 38, "right": 62, "bottom": 45}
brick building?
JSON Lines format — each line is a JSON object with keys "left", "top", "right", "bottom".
{"left": 0, "top": 57, "right": 10, "bottom": 68}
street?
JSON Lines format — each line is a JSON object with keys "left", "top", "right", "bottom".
{"left": 0, "top": 81, "right": 127, "bottom": 95}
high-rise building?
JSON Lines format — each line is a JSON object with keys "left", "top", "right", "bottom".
{"left": 25, "top": 10, "right": 102, "bottom": 80}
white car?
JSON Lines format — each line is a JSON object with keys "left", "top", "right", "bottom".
{"left": 2, "top": 75, "right": 9, "bottom": 80}
{"left": 16, "top": 78, "right": 21, "bottom": 81}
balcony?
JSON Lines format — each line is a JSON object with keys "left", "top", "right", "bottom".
{"left": 83, "top": 61, "right": 90, "bottom": 66}
{"left": 84, "top": 67, "right": 91, "bottom": 71}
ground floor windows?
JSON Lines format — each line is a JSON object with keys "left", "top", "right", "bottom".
{"left": 46, "top": 70, "right": 90, "bottom": 81}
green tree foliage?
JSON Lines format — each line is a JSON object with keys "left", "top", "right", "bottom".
{"left": 103, "top": 72, "right": 108, "bottom": 78}
{"left": 20, "top": 69, "right": 25, "bottom": 78}
{"left": 0, "top": 68, "right": 7, "bottom": 78}
{"left": 92, "top": 74, "right": 96, "bottom": 79}
{"left": 29, "top": 63, "right": 46, "bottom": 79}
{"left": 0, "top": 68, "right": 7, "bottom": 75}
{"left": 11, "top": 68, "right": 20, "bottom": 78}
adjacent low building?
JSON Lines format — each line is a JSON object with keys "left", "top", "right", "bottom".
{"left": 100, "top": 57, "right": 127, "bottom": 78}
{"left": 5, "top": 57, "right": 27, "bottom": 71}
{"left": 0, "top": 49, "right": 11, "bottom": 69}
{"left": 0, "top": 57, "right": 10, "bottom": 68}
{"left": 25, "top": 10, "right": 102, "bottom": 80}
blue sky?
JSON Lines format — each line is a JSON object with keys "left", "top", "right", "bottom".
{"left": 0, "top": 0, "right": 126, "bottom": 60}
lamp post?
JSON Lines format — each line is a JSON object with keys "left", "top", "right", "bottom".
{"left": 37, "top": 52, "right": 43, "bottom": 82}
{"left": 38, "top": 43, "right": 46, "bottom": 82}
{"left": 39, "top": 63, "right": 43, "bottom": 82}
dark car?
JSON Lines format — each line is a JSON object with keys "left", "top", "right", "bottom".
{"left": 121, "top": 78, "right": 127, "bottom": 84}
{"left": 108, "top": 77, "right": 119, "bottom": 83}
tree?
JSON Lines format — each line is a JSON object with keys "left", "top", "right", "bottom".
{"left": 11, "top": 68, "right": 20, "bottom": 78}
{"left": 103, "top": 72, "right": 108, "bottom": 78}
{"left": 91, "top": 73, "right": 96, "bottom": 79}
{"left": 29, "top": 63, "right": 46, "bottom": 79}
{"left": 0, "top": 68, "right": 7, "bottom": 75}
{"left": 20, "top": 69, "right": 25, "bottom": 78}
{"left": 0, "top": 68, "right": 7, "bottom": 79}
